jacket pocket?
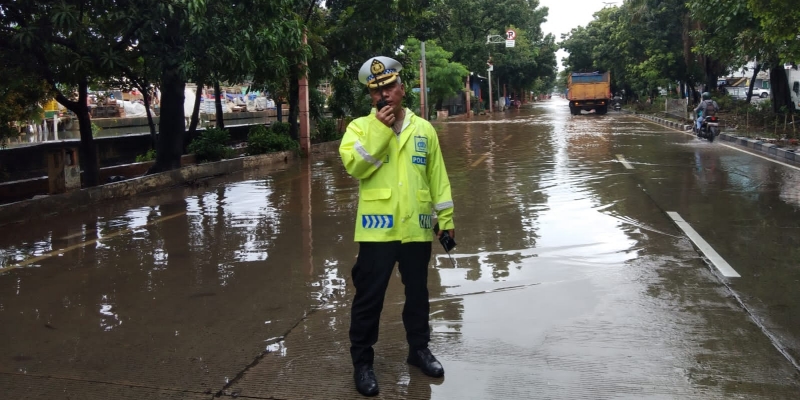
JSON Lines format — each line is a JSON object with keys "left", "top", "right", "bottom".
{"left": 359, "top": 188, "right": 392, "bottom": 217}
{"left": 416, "top": 189, "right": 431, "bottom": 202}
{"left": 362, "top": 188, "right": 391, "bottom": 201}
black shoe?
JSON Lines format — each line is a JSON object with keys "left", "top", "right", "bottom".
{"left": 353, "top": 364, "right": 379, "bottom": 397}
{"left": 407, "top": 348, "right": 444, "bottom": 378}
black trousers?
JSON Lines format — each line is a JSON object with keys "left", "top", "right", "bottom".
{"left": 349, "top": 241, "right": 432, "bottom": 367}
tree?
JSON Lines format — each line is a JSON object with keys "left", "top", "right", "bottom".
{"left": 1, "top": 0, "right": 144, "bottom": 187}
{"left": 323, "top": 0, "right": 443, "bottom": 119}
{"left": 0, "top": 55, "right": 52, "bottom": 146}
{"left": 130, "top": 0, "right": 305, "bottom": 173}
{"left": 434, "top": 0, "right": 555, "bottom": 103}
{"left": 400, "top": 38, "right": 468, "bottom": 116}
{"left": 689, "top": 0, "right": 771, "bottom": 103}
{"left": 747, "top": 0, "right": 800, "bottom": 61}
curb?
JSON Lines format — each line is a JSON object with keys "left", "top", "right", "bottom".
{"left": 633, "top": 112, "right": 693, "bottom": 132}
{"left": 634, "top": 113, "right": 800, "bottom": 166}
{"left": 716, "top": 133, "right": 798, "bottom": 163}
{"left": 0, "top": 140, "right": 342, "bottom": 226}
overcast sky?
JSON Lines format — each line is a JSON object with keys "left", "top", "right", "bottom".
{"left": 538, "top": 0, "right": 613, "bottom": 70}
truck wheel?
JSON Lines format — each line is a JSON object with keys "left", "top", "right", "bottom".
{"left": 570, "top": 106, "right": 579, "bottom": 115}
{"left": 596, "top": 106, "right": 607, "bottom": 115}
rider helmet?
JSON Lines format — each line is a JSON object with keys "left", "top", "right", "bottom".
{"left": 702, "top": 92, "right": 711, "bottom": 100}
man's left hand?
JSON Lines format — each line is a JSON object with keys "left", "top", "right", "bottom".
{"left": 437, "top": 229, "right": 455, "bottom": 241}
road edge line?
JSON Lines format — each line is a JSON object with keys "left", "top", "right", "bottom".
{"left": 635, "top": 114, "right": 800, "bottom": 171}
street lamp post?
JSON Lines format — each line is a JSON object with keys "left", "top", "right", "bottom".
{"left": 488, "top": 62, "right": 493, "bottom": 113}
{"left": 486, "top": 33, "right": 510, "bottom": 113}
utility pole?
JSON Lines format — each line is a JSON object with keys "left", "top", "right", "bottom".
{"left": 465, "top": 73, "right": 471, "bottom": 117}
{"left": 420, "top": 41, "right": 428, "bottom": 120}
{"left": 298, "top": 31, "right": 310, "bottom": 156}
{"left": 497, "top": 76, "right": 501, "bottom": 111}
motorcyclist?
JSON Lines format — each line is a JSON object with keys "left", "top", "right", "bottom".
{"left": 613, "top": 93, "right": 623, "bottom": 108}
{"left": 694, "top": 92, "right": 719, "bottom": 131}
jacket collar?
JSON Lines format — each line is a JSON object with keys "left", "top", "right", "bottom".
{"left": 397, "top": 108, "right": 416, "bottom": 149}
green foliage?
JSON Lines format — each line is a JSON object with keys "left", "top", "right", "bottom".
{"left": 329, "top": 72, "right": 373, "bottom": 118}
{"left": 135, "top": 149, "right": 157, "bottom": 163}
{"left": 269, "top": 121, "right": 290, "bottom": 136}
{"left": 561, "top": 2, "right": 689, "bottom": 101}
{"left": 312, "top": 118, "right": 341, "bottom": 143}
{"left": 246, "top": 124, "right": 299, "bottom": 155}
{"left": 91, "top": 123, "right": 102, "bottom": 138}
{"left": 746, "top": 0, "right": 800, "bottom": 61}
{"left": 187, "top": 127, "right": 232, "bottom": 162}
{"left": 308, "top": 87, "right": 327, "bottom": 124}
{"left": 401, "top": 38, "right": 469, "bottom": 115}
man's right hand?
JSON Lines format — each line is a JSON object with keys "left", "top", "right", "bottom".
{"left": 375, "top": 105, "right": 396, "bottom": 128}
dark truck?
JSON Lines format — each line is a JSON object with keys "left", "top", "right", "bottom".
{"left": 567, "top": 72, "right": 612, "bottom": 115}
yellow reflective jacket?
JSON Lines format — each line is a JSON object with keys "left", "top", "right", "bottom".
{"left": 339, "top": 108, "right": 454, "bottom": 243}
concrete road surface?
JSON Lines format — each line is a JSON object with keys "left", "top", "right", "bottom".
{"left": 2, "top": 99, "right": 800, "bottom": 399}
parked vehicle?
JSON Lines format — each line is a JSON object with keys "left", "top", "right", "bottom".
{"left": 787, "top": 65, "right": 800, "bottom": 111}
{"left": 567, "top": 72, "right": 612, "bottom": 115}
{"left": 749, "top": 87, "right": 770, "bottom": 98}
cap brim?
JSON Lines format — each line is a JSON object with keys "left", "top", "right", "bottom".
{"left": 367, "top": 74, "right": 398, "bottom": 89}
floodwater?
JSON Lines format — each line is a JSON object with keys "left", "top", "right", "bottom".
{"left": 2, "top": 100, "right": 800, "bottom": 399}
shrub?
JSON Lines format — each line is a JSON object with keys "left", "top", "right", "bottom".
{"left": 247, "top": 124, "right": 299, "bottom": 155}
{"left": 269, "top": 121, "right": 290, "bottom": 136}
{"left": 313, "top": 118, "right": 341, "bottom": 143}
{"left": 187, "top": 127, "right": 231, "bottom": 162}
{"left": 135, "top": 149, "right": 156, "bottom": 163}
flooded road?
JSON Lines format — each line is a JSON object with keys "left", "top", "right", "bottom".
{"left": 2, "top": 99, "right": 800, "bottom": 399}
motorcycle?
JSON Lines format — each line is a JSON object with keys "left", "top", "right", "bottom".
{"left": 612, "top": 97, "right": 622, "bottom": 112}
{"left": 695, "top": 115, "right": 720, "bottom": 142}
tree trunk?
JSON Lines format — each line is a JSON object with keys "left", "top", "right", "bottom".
{"left": 214, "top": 80, "right": 224, "bottom": 129}
{"left": 54, "top": 78, "right": 99, "bottom": 187}
{"left": 188, "top": 81, "right": 204, "bottom": 136}
{"left": 289, "top": 69, "right": 299, "bottom": 140}
{"left": 277, "top": 99, "right": 283, "bottom": 122}
{"left": 706, "top": 74, "right": 717, "bottom": 95}
{"left": 770, "top": 65, "right": 792, "bottom": 113}
{"left": 152, "top": 68, "right": 186, "bottom": 173}
{"left": 746, "top": 63, "right": 761, "bottom": 104}
{"left": 142, "top": 86, "right": 157, "bottom": 149}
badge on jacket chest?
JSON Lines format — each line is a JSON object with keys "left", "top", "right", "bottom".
{"left": 414, "top": 136, "right": 428, "bottom": 153}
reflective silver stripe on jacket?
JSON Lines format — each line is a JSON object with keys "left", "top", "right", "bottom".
{"left": 434, "top": 201, "right": 454, "bottom": 211}
{"left": 355, "top": 140, "right": 382, "bottom": 168}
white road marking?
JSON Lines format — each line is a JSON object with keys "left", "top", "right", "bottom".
{"left": 666, "top": 211, "right": 740, "bottom": 278}
{"left": 616, "top": 154, "right": 634, "bottom": 169}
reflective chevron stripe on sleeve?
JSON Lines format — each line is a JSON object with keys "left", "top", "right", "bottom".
{"left": 354, "top": 141, "right": 382, "bottom": 168}
{"left": 434, "top": 201, "right": 454, "bottom": 211}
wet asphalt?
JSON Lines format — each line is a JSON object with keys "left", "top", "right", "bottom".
{"left": 2, "top": 99, "right": 800, "bottom": 399}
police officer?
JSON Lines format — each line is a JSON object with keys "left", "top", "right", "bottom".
{"left": 339, "top": 56, "right": 455, "bottom": 397}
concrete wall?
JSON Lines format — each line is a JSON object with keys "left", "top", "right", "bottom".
{"left": 0, "top": 140, "right": 341, "bottom": 227}
{"left": 1, "top": 125, "right": 257, "bottom": 182}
